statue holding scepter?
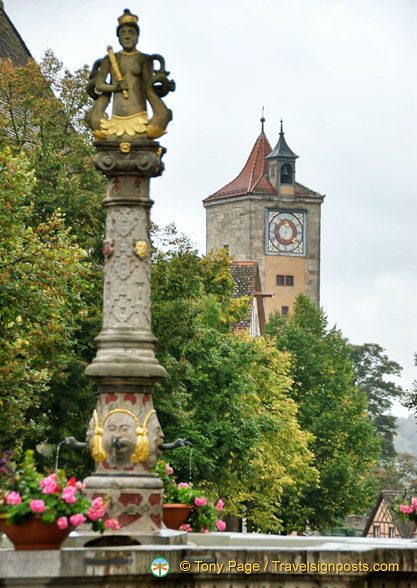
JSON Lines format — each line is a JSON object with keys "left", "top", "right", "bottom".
{"left": 86, "top": 9, "right": 175, "bottom": 140}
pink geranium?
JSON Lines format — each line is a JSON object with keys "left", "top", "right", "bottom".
{"left": 104, "top": 518, "right": 120, "bottom": 530}
{"left": 39, "top": 473, "right": 57, "bottom": 487}
{"left": 178, "top": 482, "right": 190, "bottom": 489}
{"left": 69, "top": 513, "right": 86, "bottom": 526}
{"left": 57, "top": 517, "right": 69, "bottom": 530}
{"left": 194, "top": 496, "right": 207, "bottom": 507}
{"left": 30, "top": 499, "right": 46, "bottom": 513}
{"left": 216, "top": 499, "right": 224, "bottom": 512}
{"left": 200, "top": 527, "right": 209, "bottom": 534}
{"left": 87, "top": 506, "right": 107, "bottom": 521}
{"left": 179, "top": 523, "right": 192, "bottom": 532}
{"left": 39, "top": 473, "right": 60, "bottom": 494}
{"left": 62, "top": 486, "right": 77, "bottom": 504}
{"left": 87, "top": 495, "right": 107, "bottom": 521}
{"left": 92, "top": 496, "right": 104, "bottom": 509}
{"left": 6, "top": 491, "right": 21, "bottom": 505}
{"left": 165, "top": 464, "right": 174, "bottom": 475}
{"left": 400, "top": 504, "right": 414, "bottom": 514}
{"left": 216, "top": 519, "right": 226, "bottom": 531}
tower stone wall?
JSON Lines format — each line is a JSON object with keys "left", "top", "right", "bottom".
{"left": 204, "top": 123, "right": 324, "bottom": 319}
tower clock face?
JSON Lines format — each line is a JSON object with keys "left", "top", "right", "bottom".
{"left": 267, "top": 210, "right": 306, "bottom": 256}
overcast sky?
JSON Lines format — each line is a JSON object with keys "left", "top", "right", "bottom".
{"left": 6, "top": 0, "right": 417, "bottom": 415}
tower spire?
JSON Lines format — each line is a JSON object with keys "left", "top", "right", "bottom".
{"left": 280, "top": 118, "right": 284, "bottom": 135}
{"left": 260, "top": 106, "right": 265, "bottom": 135}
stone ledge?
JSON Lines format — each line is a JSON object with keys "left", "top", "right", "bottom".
{"left": 1, "top": 534, "right": 417, "bottom": 586}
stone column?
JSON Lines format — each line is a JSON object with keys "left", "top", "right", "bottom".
{"left": 84, "top": 140, "right": 168, "bottom": 537}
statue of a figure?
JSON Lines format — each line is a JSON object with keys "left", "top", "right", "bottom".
{"left": 86, "top": 9, "right": 175, "bottom": 140}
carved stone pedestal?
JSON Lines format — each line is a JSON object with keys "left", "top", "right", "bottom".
{"left": 84, "top": 141, "right": 171, "bottom": 542}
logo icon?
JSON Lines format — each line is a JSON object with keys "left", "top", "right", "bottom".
{"left": 150, "top": 557, "right": 170, "bottom": 577}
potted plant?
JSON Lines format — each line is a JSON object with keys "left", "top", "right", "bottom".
{"left": 154, "top": 460, "right": 226, "bottom": 533}
{"left": 0, "top": 450, "right": 119, "bottom": 549}
{"left": 395, "top": 494, "right": 417, "bottom": 526}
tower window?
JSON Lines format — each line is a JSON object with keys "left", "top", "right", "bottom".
{"left": 280, "top": 163, "right": 293, "bottom": 184}
{"left": 281, "top": 306, "right": 289, "bottom": 316}
{"left": 276, "top": 275, "right": 294, "bottom": 286}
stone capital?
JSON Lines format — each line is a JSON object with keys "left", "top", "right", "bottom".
{"left": 94, "top": 140, "right": 165, "bottom": 178}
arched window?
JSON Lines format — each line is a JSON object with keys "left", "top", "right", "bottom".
{"left": 280, "top": 163, "right": 293, "bottom": 184}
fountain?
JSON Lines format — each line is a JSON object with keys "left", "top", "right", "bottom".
{"left": 80, "top": 8, "right": 178, "bottom": 544}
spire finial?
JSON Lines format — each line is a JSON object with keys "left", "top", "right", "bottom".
{"left": 280, "top": 118, "right": 284, "bottom": 136}
{"left": 260, "top": 106, "right": 265, "bottom": 135}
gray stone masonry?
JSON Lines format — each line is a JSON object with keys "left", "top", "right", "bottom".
{"left": 1, "top": 534, "right": 417, "bottom": 587}
{"left": 205, "top": 191, "right": 323, "bottom": 306}
{"left": 86, "top": 140, "right": 167, "bottom": 381}
{"left": 83, "top": 140, "right": 168, "bottom": 538}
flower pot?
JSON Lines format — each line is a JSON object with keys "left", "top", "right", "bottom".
{"left": 162, "top": 504, "right": 190, "bottom": 529}
{"left": 0, "top": 516, "right": 74, "bottom": 550}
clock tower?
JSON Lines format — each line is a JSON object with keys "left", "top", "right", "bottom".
{"left": 203, "top": 117, "right": 324, "bottom": 318}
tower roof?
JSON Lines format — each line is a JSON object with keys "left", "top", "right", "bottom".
{"left": 204, "top": 127, "right": 276, "bottom": 202}
{"left": 0, "top": 3, "right": 32, "bottom": 66}
{"left": 204, "top": 118, "right": 323, "bottom": 203}
{"left": 266, "top": 120, "right": 299, "bottom": 160}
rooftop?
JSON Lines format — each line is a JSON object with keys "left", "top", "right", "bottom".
{"left": 0, "top": 3, "right": 32, "bottom": 66}
{"left": 204, "top": 121, "right": 323, "bottom": 203}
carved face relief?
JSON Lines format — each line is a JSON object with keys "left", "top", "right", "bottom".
{"left": 146, "top": 415, "right": 164, "bottom": 469}
{"left": 102, "top": 412, "right": 137, "bottom": 469}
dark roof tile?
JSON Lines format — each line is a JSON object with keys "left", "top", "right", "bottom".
{"left": 0, "top": 6, "right": 32, "bottom": 67}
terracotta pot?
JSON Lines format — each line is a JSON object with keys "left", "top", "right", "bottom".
{"left": 0, "top": 516, "right": 74, "bottom": 550}
{"left": 162, "top": 504, "right": 190, "bottom": 529}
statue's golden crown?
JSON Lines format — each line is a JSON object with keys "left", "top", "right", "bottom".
{"left": 118, "top": 9, "right": 138, "bottom": 26}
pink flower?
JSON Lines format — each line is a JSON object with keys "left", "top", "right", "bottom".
{"left": 216, "top": 519, "right": 226, "bottom": 531}
{"left": 87, "top": 506, "right": 106, "bottom": 521}
{"left": 39, "top": 473, "right": 57, "bottom": 488}
{"left": 30, "top": 499, "right": 45, "bottom": 513}
{"left": 104, "top": 518, "right": 120, "bottom": 530}
{"left": 92, "top": 496, "right": 104, "bottom": 509}
{"left": 216, "top": 499, "right": 224, "bottom": 512}
{"left": 179, "top": 523, "right": 192, "bottom": 532}
{"left": 194, "top": 497, "right": 207, "bottom": 507}
{"left": 40, "top": 474, "right": 59, "bottom": 494}
{"left": 400, "top": 504, "right": 414, "bottom": 514}
{"left": 166, "top": 464, "right": 174, "bottom": 475}
{"left": 87, "top": 496, "right": 107, "bottom": 521}
{"left": 178, "top": 482, "right": 190, "bottom": 489}
{"left": 57, "top": 517, "right": 69, "bottom": 530}
{"left": 69, "top": 514, "right": 86, "bottom": 526}
{"left": 411, "top": 498, "right": 417, "bottom": 510}
{"left": 62, "top": 486, "right": 77, "bottom": 504}
{"left": 200, "top": 527, "right": 209, "bottom": 534}
{"left": 6, "top": 491, "right": 21, "bottom": 505}
{"left": 76, "top": 481, "right": 86, "bottom": 490}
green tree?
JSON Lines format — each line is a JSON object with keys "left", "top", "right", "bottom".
{"left": 0, "top": 53, "right": 104, "bottom": 472}
{"left": 0, "top": 53, "right": 105, "bottom": 256}
{"left": 403, "top": 353, "right": 417, "bottom": 414}
{"left": 0, "top": 147, "right": 92, "bottom": 452}
{"left": 265, "top": 294, "right": 380, "bottom": 531}
{"left": 152, "top": 232, "right": 318, "bottom": 532}
{"left": 350, "top": 343, "right": 403, "bottom": 463}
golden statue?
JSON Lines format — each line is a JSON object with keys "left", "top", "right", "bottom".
{"left": 86, "top": 9, "right": 175, "bottom": 141}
